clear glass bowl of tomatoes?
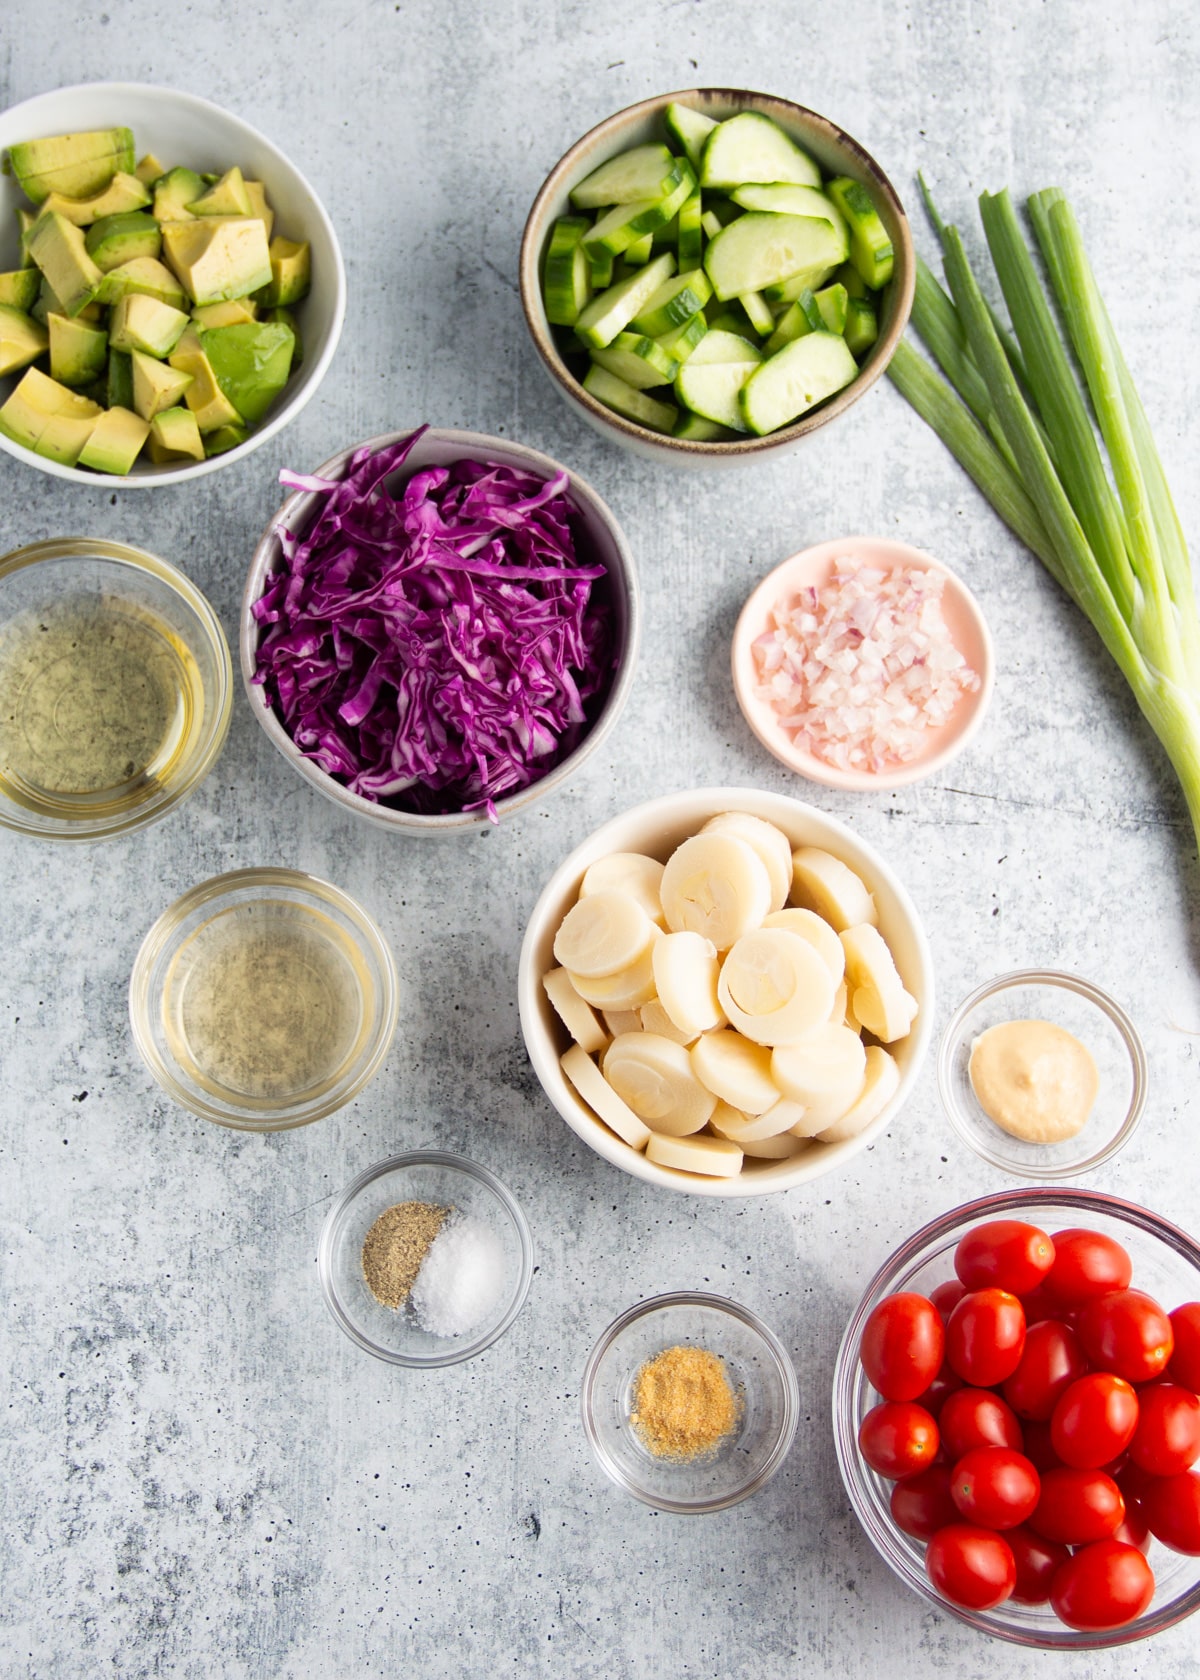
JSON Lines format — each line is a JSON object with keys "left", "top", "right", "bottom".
{"left": 832, "top": 1188, "right": 1200, "bottom": 1647}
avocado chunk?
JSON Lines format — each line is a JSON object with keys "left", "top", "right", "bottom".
{"left": 243, "top": 182, "right": 274, "bottom": 240}
{"left": 186, "top": 166, "right": 252, "bottom": 218}
{"left": 0, "top": 269, "right": 40, "bottom": 311}
{"left": 167, "top": 342, "right": 243, "bottom": 432}
{"left": 47, "top": 312, "right": 107, "bottom": 386}
{"left": 36, "top": 172, "right": 151, "bottom": 228}
{"left": 134, "top": 152, "right": 166, "bottom": 186}
{"left": 130, "top": 348, "right": 193, "bottom": 420}
{"left": 257, "top": 237, "right": 310, "bottom": 306}
{"left": 26, "top": 213, "right": 103, "bottom": 317}
{"left": 107, "top": 347, "right": 134, "bottom": 409}
{"left": 16, "top": 208, "right": 37, "bottom": 264}
{"left": 266, "top": 305, "right": 302, "bottom": 368}
{"left": 32, "top": 275, "right": 104, "bottom": 327}
{"left": 85, "top": 211, "right": 162, "bottom": 273}
{"left": 198, "top": 321, "right": 294, "bottom": 423}
{"left": 96, "top": 256, "right": 186, "bottom": 310}
{"left": 108, "top": 293, "right": 189, "bottom": 357}
{"left": 0, "top": 367, "right": 103, "bottom": 463}
{"left": 161, "top": 217, "right": 271, "bottom": 305}
{"left": 202, "top": 421, "right": 248, "bottom": 457}
{"left": 7, "top": 128, "right": 135, "bottom": 203}
{"left": 77, "top": 405, "right": 150, "bottom": 474}
{"left": 148, "top": 405, "right": 204, "bottom": 462}
{"left": 0, "top": 305, "right": 49, "bottom": 376}
{"left": 152, "top": 166, "right": 204, "bottom": 223}
{"left": 191, "top": 297, "right": 257, "bottom": 328}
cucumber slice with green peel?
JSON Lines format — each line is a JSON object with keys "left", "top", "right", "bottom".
{"left": 685, "top": 327, "right": 763, "bottom": 368}
{"left": 814, "top": 282, "right": 848, "bottom": 334}
{"left": 630, "top": 268, "right": 712, "bottom": 336}
{"left": 834, "top": 260, "right": 871, "bottom": 299}
{"left": 675, "top": 341, "right": 762, "bottom": 432}
{"left": 581, "top": 167, "right": 696, "bottom": 258}
{"left": 674, "top": 411, "right": 739, "bottom": 442}
{"left": 700, "top": 112, "right": 822, "bottom": 192}
{"left": 731, "top": 183, "right": 848, "bottom": 240}
{"left": 624, "top": 232, "right": 654, "bottom": 266}
{"left": 664, "top": 103, "right": 717, "bottom": 172}
{"left": 826, "top": 178, "right": 894, "bottom": 288}
{"left": 583, "top": 362, "right": 678, "bottom": 433}
{"left": 764, "top": 293, "right": 817, "bottom": 355}
{"left": 762, "top": 261, "right": 841, "bottom": 306}
{"left": 739, "top": 289, "right": 775, "bottom": 336}
{"left": 570, "top": 144, "right": 688, "bottom": 210}
{"left": 704, "top": 212, "right": 847, "bottom": 301}
{"left": 678, "top": 191, "right": 703, "bottom": 272}
{"left": 586, "top": 242, "right": 614, "bottom": 288}
{"left": 574, "top": 251, "right": 675, "bottom": 349}
{"left": 651, "top": 213, "right": 680, "bottom": 248}
{"left": 738, "top": 330, "right": 858, "bottom": 434}
{"left": 655, "top": 312, "right": 708, "bottom": 365}
{"left": 844, "top": 295, "right": 879, "bottom": 357}
{"left": 701, "top": 209, "right": 723, "bottom": 242}
{"left": 544, "top": 216, "right": 592, "bottom": 326}
{"left": 589, "top": 329, "right": 680, "bottom": 389}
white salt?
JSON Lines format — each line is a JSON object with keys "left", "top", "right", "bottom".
{"left": 411, "top": 1212, "right": 506, "bottom": 1338}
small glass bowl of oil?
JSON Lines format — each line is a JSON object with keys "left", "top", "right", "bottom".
{"left": 129, "top": 868, "right": 399, "bottom": 1130}
{"left": 0, "top": 538, "right": 233, "bottom": 840}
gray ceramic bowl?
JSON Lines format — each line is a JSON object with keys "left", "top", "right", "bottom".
{"left": 519, "top": 88, "right": 914, "bottom": 468}
{"left": 241, "top": 427, "right": 640, "bottom": 835}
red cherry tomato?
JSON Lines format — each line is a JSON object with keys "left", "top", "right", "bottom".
{"left": 890, "top": 1464, "right": 959, "bottom": 1540}
{"left": 1167, "top": 1303, "right": 1200, "bottom": 1391}
{"left": 860, "top": 1293, "right": 945, "bottom": 1402}
{"left": 1077, "top": 1289, "right": 1174, "bottom": 1385}
{"left": 1002, "top": 1319, "right": 1088, "bottom": 1421}
{"left": 1006, "top": 1523, "right": 1070, "bottom": 1604}
{"left": 1141, "top": 1470, "right": 1200, "bottom": 1554}
{"left": 1112, "top": 1504, "right": 1151, "bottom": 1554}
{"left": 1029, "top": 1466, "right": 1125, "bottom": 1545}
{"left": 925, "top": 1524, "right": 1016, "bottom": 1611}
{"left": 1044, "top": 1228, "right": 1133, "bottom": 1308}
{"left": 1050, "top": 1372, "right": 1140, "bottom": 1469}
{"left": 949, "top": 1446, "right": 1040, "bottom": 1530}
{"left": 916, "top": 1361, "right": 964, "bottom": 1419}
{"left": 930, "top": 1278, "right": 966, "bottom": 1320}
{"left": 939, "top": 1388, "right": 1024, "bottom": 1460}
{"left": 1128, "top": 1382, "right": 1200, "bottom": 1477}
{"left": 1021, "top": 1418, "right": 1064, "bottom": 1474}
{"left": 954, "top": 1220, "right": 1055, "bottom": 1297}
{"left": 946, "top": 1289, "right": 1026, "bottom": 1387}
{"left": 1050, "top": 1539, "right": 1155, "bottom": 1631}
{"left": 858, "top": 1401, "right": 940, "bottom": 1480}
{"left": 1018, "top": 1282, "right": 1059, "bottom": 1324}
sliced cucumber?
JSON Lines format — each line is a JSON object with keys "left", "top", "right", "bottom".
{"left": 544, "top": 216, "right": 592, "bottom": 327}
{"left": 701, "top": 208, "right": 723, "bottom": 241}
{"left": 630, "top": 268, "right": 712, "bottom": 337}
{"left": 587, "top": 242, "right": 614, "bottom": 289}
{"left": 583, "top": 363, "right": 678, "bottom": 433}
{"left": 704, "top": 212, "right": 847, "bottom": 301}
{"left": 624, "top": 232, "right": 654, "bottom": 266}
{"left": 574, "top": 252, "right": 676, "bottom": 349}
{"left": 590, "top": 329, "right": 679, "bottom": 389}
{"left": 674, "top": 329, "right": 763, "bottom": 432}
{"left": 834, "top": 260, "right": 871, "bottom": 300}
{"left": 738, "top": 331, "right": 858, "bottom": 435}
{"left": 814, "top": 282, "right": 848, "bottom": 334}
{"left": 730, "top": 183, "right": 848, "bottom": 243}
{"left": 582, "top": 168, "right": 696, "bottom": 258}
{"left": 674, "top": 412, "right": 738, "bottom": 442}
{"left": 844, "top": 295, "right": 879, "bottom": 357}
{"left": 655, "top": 312, "right": 707, "bottom": 365}
{"left": 762, "top": 262, "right": 841, "bottom": 306}
{"left": 700, "top": 112, "right": 822, "bottom": 192}
{"left": 686, "top": 328, "right": 763, "bottom": 367}
{"left": 738, "top": 289, "right": 775, "bottom": 336}
{"left": 826, "top": 177, "right": 894, "bottom": 288}
{"left": 764, "top": 292, "right": 816, "bottom": 355}
{"left": 678, "top": 190, "right": 703, "bottom": 272}
{"left": 664, "top": 103, "right": 717, "bottom": 171}
{"left": 570, "top": 143, "right": 688, "bottom": 210}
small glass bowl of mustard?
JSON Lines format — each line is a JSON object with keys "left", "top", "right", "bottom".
{"left": 937, "top": 969, "right": 1147, "bottom": 1179}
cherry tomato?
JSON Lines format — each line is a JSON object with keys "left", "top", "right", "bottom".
{"left": 1029, "top": 1466, "right": 1125, "bottom": 1545}
{"left": 925, "top": 1523, "right": 1016, "bottom": 1610}
{"left": 946, "top": 1289, "right": 1026, "bottom": 1387}
{"left": 1128, "top": 1382, "right": 1200, "bottom": 1477}
{"left": 1002, "top": 1319, "right": 1088, "bottom": 1421}
{"left": 949, "top": 1446, "right": 1040, "bottom": 1530}
{"left": 1112, "top": 1504, "right": 1151, "bottom": 1554}
{"left": 930, "top": 1278, "right": 966, "bottom": 1320}
{"left": 955, "top": 1220, "right": 1055, "bottom": 1297}
{"left": 1077, "top": 1289, "right": 1174, "bottom": 1385}
{"left": 1168, "top": 1303, "right": 1200, "bottom": 1391}
{"left": 916, "top": 1361, "right": 964, "bottom": 1419}
{"left": 1141, "top": 1470, "right": 1200, "bottom": 1554}
{"left": 1050, "top": 1539, "right": 1154, "bottom": 1631}
{"left": 1044, "top": 1228, "right": 1133, "bottom": 1308}
{"left": 860, "top": 1292, "right": 945, "bottom": 1402}
{"left": 858, "top": 1401, "right": 940, "bottom": 1480}
{"left": 1018, "top": 1283, "right": 1059, "bottom": 1324}
{"left": 939, "top": 1388, "right": 1024, "bottom": 1460}
{"left": 1006, "top": 1523, "right": 1070, "bottom": 1605}
{"left": 1050, "top": 1372, "right": 1139, "bottom": 1469}
{"left": 1021, "top": 1419, "right": 1064, "bottom": 1474}
{"left": 890, "top": 1464, "right": 959, "bottom": 1540}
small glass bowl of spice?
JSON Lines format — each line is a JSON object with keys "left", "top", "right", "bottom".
{"left": 938, "top": 969, "right": 1147, "bottom": 1178}
{"left": 318, "top": 1151, "right": 534, "bottom": 1367}
{"left": 581, "top": 1292, "right": 799, "bottom": 1513}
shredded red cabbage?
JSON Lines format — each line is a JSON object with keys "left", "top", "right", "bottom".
{"left": 252, "top": 426, "right": 614, "bottom": 821}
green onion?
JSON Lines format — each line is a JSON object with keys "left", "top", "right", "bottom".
{"left": 888, "top": 184, "right": 1200, "bottom": 856}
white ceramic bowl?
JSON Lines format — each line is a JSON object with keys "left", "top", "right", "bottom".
{"left": 0, "top": 81, "right": 346, "bottom": 487}
{"left": 517, "top": 787, "right": 934, "bottom": 1196}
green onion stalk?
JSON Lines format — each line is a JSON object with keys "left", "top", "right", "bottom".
{"left": 887, "top": 181, "right": 1200, "bottom": 856}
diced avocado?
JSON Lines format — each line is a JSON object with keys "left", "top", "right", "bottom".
{"left": 134, "top": 153, "right": 167, "bottom": 186}
{"left": 96, "top": 256, "right": 186, "bottom": 310}
{"left": 191, "top": 298, "right": 257, "bottom": 328}
{"left": 202, "top": 422, "right": 248, "bottom": 457}
{"left": 108, "top": 293, "right": 190, "bottom": 357}
{"left": 107, "top": 347, "right": 134, "bottom": 410}
{"left": 161, "top": 218, "right": 271, "bottom": 305}
{"left": 85, "top": 211, "right": 162, "bottom": 273}
{"left": 77, "top": 404, "right": 150, "bottom": 474}
{"left": 16, "top": 208, "right": 37, "bottom": 265}
{"left": 130, "top": 348, "right": 193, "bottom": 420}
{"left": 172, "top": 322, "right": 203, "bottom": 359}
{"left": 266, "top": 305, "right": 302, "bottom": 368}
{"left": 0, "top": 270, "right": 40, "bottom": 311}
{"left": 148, "top": 405, "right": 204, "bottom": 462}
{"left": 0, "top": 305, "right": 49, "bottom": 376}
{"left": 7, "top": 128, "right": 135, "bottom": 204}
{"left": 26, "top": 213, "right": 103, "bottom": 317}
{"left": 198, "top": 321, "right": 294, "bottom": 423}
{"left": 242, "top": 182, "right": 273, "bottom": 241}
{"left": 0, "top": 368, "right": 103, "bottom": 463}
{"left": 47, "top": 313, "right": 107, "bottom": 387}
{"left": 167, "top": 342, "right": 243, "bottom": 432}
{"left": 186, "top": 166, "right": 252, "bottom": 218}
{"left": 35, "top": 172, "right": 151, "bottom": 228}
{"left": 152, "top": 166, "right": 204, "bottom": 223}
{"left": 256, "top": 237, "right": 310, "bottom": 306}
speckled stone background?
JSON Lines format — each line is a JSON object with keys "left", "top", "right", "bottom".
{"left": 2, "top": 2, "right": 1199, "bottom": 1675}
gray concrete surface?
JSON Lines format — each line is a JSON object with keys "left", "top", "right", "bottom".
{"left": 2, "top": 1, "right": 1199, "bottom": 1675}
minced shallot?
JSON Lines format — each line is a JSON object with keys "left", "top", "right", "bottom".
{"left": 751, "top": 561, "right": 980, "bottom": 773}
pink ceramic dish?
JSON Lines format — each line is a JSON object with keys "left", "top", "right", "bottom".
{"left": 731, "top": 536, "right": 994, "bottom": 791}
